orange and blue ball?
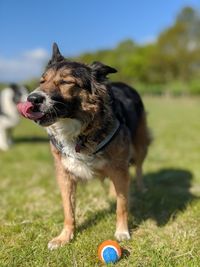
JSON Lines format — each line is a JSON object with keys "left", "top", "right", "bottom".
{"left": 98, "top": 240, "right": 122, "bottom": 264}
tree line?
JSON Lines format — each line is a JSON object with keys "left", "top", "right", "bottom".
{"left": 1, "top": 6, "right": 200, "bottom": 95}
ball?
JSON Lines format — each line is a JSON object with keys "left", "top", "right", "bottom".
{"left": 98, "top": 240, "right": 122, "bottom": 264}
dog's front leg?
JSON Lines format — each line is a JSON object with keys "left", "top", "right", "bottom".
{"left": 48, "top": 146, "right": 76, "bottom": 250}
{"left": 110, "top": 169, "right": 131, "bottom": 241}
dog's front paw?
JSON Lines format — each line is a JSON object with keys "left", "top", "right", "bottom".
{"left": 48, "top": 238, "right": 65, "bottom": 250}
{"left": 48, "top": 230, "right": 74, "bottom": 250}
{"left": 115, "top": 230, "right": 130, "bottom": 241}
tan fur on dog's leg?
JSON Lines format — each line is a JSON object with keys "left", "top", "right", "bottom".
{"left": 110, "top": 170, "right": 130, "bottom": 241}
{"left": 109, "top": 181, "right": 117, "bottom": 199}
{"left": 48, "top": 145, "right": 76, "bottom": 250}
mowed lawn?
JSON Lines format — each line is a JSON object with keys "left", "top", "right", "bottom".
{"left": 0, "top": 97, "right": 200, "bottom": 267}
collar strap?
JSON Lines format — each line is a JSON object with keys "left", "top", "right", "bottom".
{"left": 49, "top": 134, "right": 65, "bottom": 154}
{"left": 93, "top": 119, "right": 120, "bottom": 154}
{"left": 49, "top": 119, "right": 121, "bottom": 156}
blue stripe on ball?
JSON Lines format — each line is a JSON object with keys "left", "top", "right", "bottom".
{"left": 102, "top": 246, "right": 119, "bottom": 263}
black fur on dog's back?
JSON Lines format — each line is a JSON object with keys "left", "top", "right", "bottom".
{"left": 110, "top": 82, "right": 144, "bottom": 136}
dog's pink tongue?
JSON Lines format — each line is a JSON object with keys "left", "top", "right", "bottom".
{"left": 17, "top": 102, "right": 44, "bottom": 120}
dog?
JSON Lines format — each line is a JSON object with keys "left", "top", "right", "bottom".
{"left": 17, "top": 43, "right": 151, "bottom": 250}
{"left": 0, "top": 83, "right": 27, "bottom": 151}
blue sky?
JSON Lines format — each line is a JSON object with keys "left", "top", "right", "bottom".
{"left": 0, "top": 0, "right": 200, "bottom": 81}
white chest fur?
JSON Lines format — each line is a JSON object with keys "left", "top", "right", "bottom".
{"left": 47, "top": 119, "right": 105, "bottom": 180}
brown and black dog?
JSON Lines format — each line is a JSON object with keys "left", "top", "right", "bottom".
{"left": 18, "top": 43, "right": 151, "bottom": 250}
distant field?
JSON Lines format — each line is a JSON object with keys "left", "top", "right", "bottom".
{"left": 0, "top": 97, "right": 200, "bottom": 267}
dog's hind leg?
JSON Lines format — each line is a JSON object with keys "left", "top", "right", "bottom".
{"left": 6, "top": 128, "right": 13, "bottom": 147}
{"left": 109, "top": 180, "right": 117, "bottom": 199}
{"left": 135, "top": 160, "right": 146, "bottom": 192}
{"left": 0, "top": 129, "right": 10, "bottom": 151}
{"left": 48, "top": 145, "right": 77, "bottom": 250}
{"left": 133, "top": 113, "right": 151, "bottom": 192}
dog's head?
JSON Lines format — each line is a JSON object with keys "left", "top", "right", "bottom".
{"left": 24, "top": 43, "right": 117, "bottom": 127}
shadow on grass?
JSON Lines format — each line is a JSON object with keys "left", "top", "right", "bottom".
{"left": 78, "top": 168, "right": 197, "bottom": 234}
{"left": 129, "top": 168, "right": 197, "bottom": 228}
{"left": 77, "top": 201, "right": 115, "bottom": 234}
{"left": 14, "top": 136, "right": 49, "bottom": 143}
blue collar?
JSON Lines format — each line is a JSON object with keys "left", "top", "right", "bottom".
{"left": 49, "top": 120, "right": 121, "bottom": 156}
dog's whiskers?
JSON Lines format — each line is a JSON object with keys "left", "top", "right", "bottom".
{"left": 52, "top": 107, "right": 59, "bottom": 119}
{"left": 52, "top": 100, "right": 67, "bottom": 108}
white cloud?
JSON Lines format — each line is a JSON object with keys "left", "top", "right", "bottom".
{"left": 0, "top": 48, "right": 49, "bottom": 82}
{"left": 23, "top": 48, "right": 48, "bottom": 61}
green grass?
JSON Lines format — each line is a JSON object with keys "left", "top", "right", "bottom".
{"left": 0, "top": 97, "right": 200, "bottom": 267}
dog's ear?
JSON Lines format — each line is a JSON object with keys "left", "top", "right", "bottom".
{"left": 52, "top": 43, "right": 64, "bottom": 62}
{"left": 47, "top": 43, "right": 65, "bottom": 67}
{"left": 9, "top": 83, "right": 18, "bottom": 91}
{"left": 90, "top": 61, "right": 117, "bottom": 81}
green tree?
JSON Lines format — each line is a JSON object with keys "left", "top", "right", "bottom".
{"left": 154, "top": 6, "right": 200, "bottom": 82}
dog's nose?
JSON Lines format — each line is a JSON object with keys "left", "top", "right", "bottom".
{"left": 27, "top": 93, "right": 45, "bottom": 104}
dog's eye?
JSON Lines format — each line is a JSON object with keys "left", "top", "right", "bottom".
{"left": 59, "top": 80, "right": 74, "bottom": 85}
{"left": 40, "top": 79, "right": 45, "bottom": 84}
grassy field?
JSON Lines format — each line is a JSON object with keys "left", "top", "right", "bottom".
{"left": 0, "top": 97, "right": 200, "bottom": 267}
